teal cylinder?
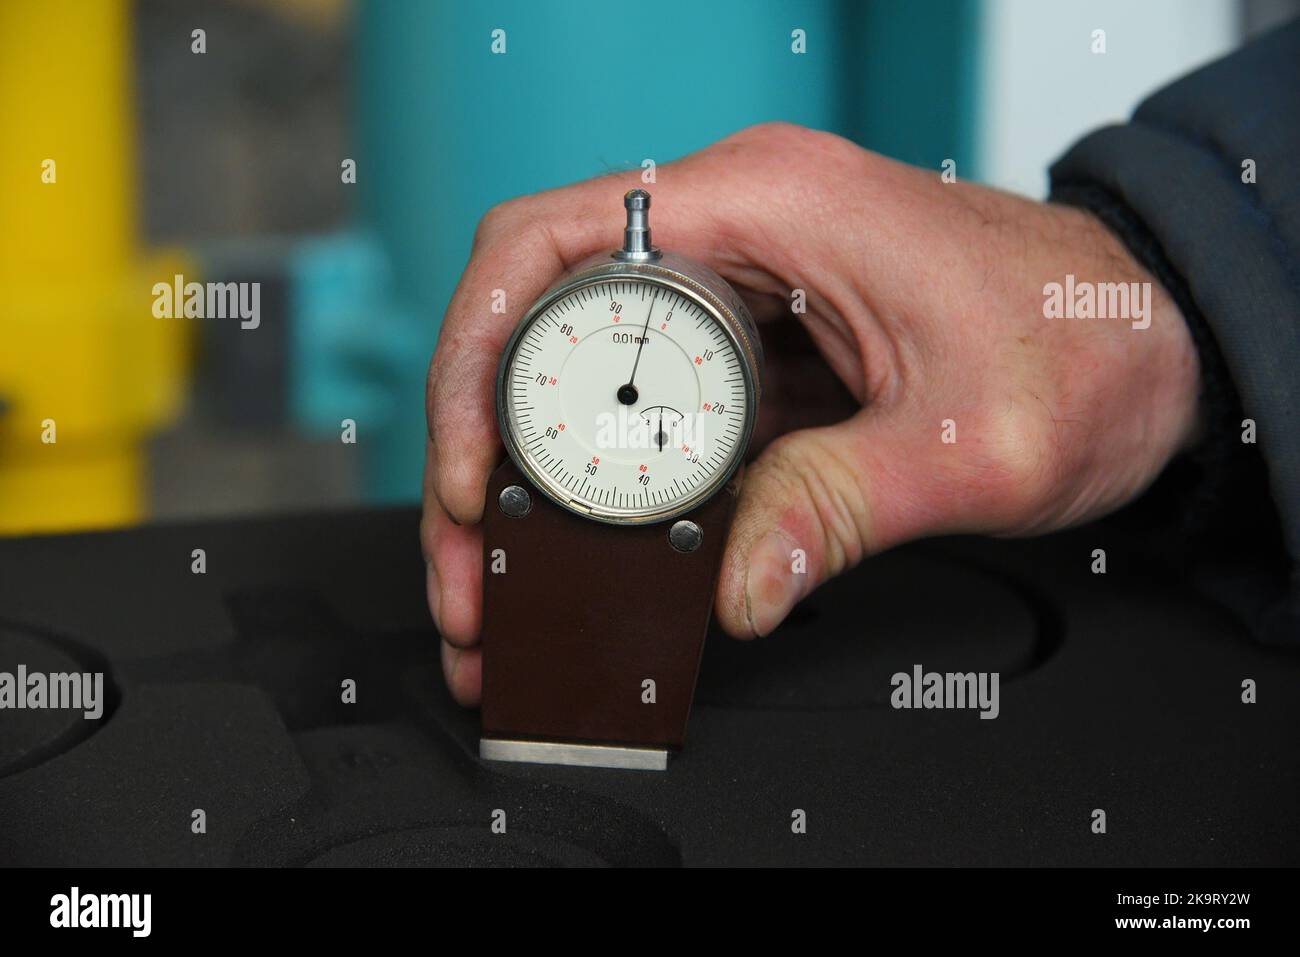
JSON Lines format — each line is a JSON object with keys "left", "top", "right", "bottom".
{"left": 296, "top": 0, "right": 979, "bottom": 502}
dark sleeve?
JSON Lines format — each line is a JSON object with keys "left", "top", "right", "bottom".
{"left": 1048, "top": 19, "right": 1300, "bottom": 644}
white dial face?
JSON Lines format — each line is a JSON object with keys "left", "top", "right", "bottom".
{"left": 501, "top": 276, "right": 753, "bottom": 523}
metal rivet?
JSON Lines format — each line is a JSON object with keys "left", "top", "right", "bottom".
{"left": 499, "top": 485, "right": 532, "bottom": 518}
{"left": 669, "top": 520, "right": 702, "bottom": 553}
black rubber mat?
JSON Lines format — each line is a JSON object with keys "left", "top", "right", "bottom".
{"left": 0, "top": 507, "right": 1295, "bottom": 866}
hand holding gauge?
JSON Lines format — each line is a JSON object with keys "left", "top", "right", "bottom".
{"left": 423, "top": 123, "right": 1200, "bottom": 760}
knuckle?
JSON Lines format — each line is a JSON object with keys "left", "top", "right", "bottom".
{"left": 717, "top": 123, "right": 871, "bottom": 196}
{"left": 472, "top": 199, "right": 524, "bottom": 250}
{"left": 725, "top": 121, "right": 820, "bottom": 158}
{"left": 741, "top": 119, "right": 809, "bottom": 142}
{"left": 747, "top": 121, "right": 860, "bottom": 159}
{"left": 964, "top": 398, "right": 1066, "bottom": 523}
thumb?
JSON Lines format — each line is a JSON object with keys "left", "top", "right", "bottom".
{"left": 714, "top": 414, "right": 912, "bottom": 638}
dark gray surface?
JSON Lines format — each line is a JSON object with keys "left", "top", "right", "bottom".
{"left": 0, "top": 507, "right": 1296, "bottom": 866}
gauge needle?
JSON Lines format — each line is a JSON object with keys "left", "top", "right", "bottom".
{"left": 657, "top": 409, "right": 664, "bottom": 451}
{"left": 616, "top": 298, "right": 655, "bottom": 405}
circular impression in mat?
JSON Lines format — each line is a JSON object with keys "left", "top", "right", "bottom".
{"left": 695, "top": 547, "right": 1044, "bottom": 709}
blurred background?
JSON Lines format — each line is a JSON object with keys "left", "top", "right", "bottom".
{"left": 0, "top": 0, "right": 1294, "bottom": 535}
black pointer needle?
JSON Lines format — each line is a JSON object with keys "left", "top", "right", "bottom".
{"left": 616, "top": 299, "right": 655, "bottom": 406}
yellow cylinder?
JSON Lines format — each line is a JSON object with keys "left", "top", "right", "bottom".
{"left": 0, "top": 0, "right": 187, "bottom": 534}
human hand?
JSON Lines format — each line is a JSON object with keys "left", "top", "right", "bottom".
{"left": 423, "top": 122, "right": 1200, "bottom": 705}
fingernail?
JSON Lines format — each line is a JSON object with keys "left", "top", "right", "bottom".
{"left": 744, "top": 530, "right": 805, "bottom": 637}
{"left": 426, "top": 561, "right": 443, "bottom": 632}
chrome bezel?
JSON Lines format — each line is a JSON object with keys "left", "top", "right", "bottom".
{"left": 495, "top": 255, "right": 762, "bottom": 526}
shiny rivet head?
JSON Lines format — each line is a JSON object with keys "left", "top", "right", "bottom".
{"left": 499, "top": 485, "right": 532, "bottom": 518}
{"left": 669, "top": 520, "right": 702, "bottom": 553}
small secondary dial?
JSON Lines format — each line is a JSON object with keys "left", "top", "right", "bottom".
{"left": 501, "top": 277, "right": 752, "bottom": 522}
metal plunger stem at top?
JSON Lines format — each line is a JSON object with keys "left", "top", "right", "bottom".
{"left": 615, "top": 189, "right": 662, "bottom": 261}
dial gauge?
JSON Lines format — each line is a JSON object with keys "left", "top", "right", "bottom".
{"left": 498, "top": 273, "right": 757, "bottom": 524}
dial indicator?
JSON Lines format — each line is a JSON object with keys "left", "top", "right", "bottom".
{"left": 499, "top": 273, "right": 756, "bottom": 524}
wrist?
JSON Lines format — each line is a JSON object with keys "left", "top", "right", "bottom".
{"left": 1057, "top": 192, "right": 1206, "bottom": 457}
